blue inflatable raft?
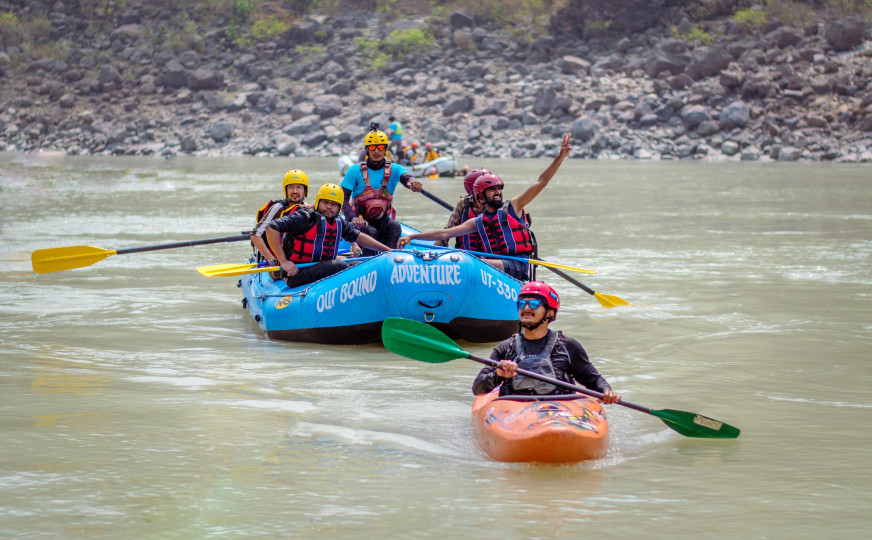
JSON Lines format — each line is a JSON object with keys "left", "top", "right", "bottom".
{"left": 239, "top": 246, "right": 521, "bottom": 345}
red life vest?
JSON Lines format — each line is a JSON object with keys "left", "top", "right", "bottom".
{"left": 470, "top": 205, "right": 534, "bottom": 256}
{"left": 454, "top": 202, "right": 481, "bottom": 250}
{"left": 353, "top": 162, "right": 395, "bottom": 221}
{"left": 284, "top": 214, "right": 340, "bottom": 263}
{"left": 256, "top": 200, "right": 305, "bottom": 222}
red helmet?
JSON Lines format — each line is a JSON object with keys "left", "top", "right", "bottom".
{"left": 463, "top": 168, "right": 491, "bottom": 195}
{"left": 472, "top": 173, "right": 504, "bottom": 200}
{"left": 519, "top": 281, "right": 560, "bottom": 319}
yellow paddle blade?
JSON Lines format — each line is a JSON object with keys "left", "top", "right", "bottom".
{"left": 594, "top": 292, "right": 630, "bottom": 308}
{"left": 196, "top": 263, "right": 278, "bottom": 278}
{"left": 529, "top": 259, "right": 596, "bottom": 274}
{"left": 31, "top": 246, "right": 117, "bottom": 274}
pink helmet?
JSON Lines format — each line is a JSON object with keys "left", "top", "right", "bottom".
{"left": 472, "top": 173, "right": 504, "bottom": 200}
{"left": 519, "top": 281, "right": 560, "bottom": 319}
{"left": 463, "top": 168, "right": 491, "bottom": 195}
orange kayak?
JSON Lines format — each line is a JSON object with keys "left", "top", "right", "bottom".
{"left": 471, "top": 390, "right": 609, "bottom": 463}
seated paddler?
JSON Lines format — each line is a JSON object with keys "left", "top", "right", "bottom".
{"left": 260, "top": 183, "right": 391, "bottom": 288}
{"left": 251, "top": 169, "right": 310, "bottom": 263}
{"left": 397, "top": 133, "right": 573, "bottom": 281}
{"left": 341, "top": 124, "right": 423, "bottom": 255}
{"left": 473, "top": 281, "right": 621, "bottom": 404}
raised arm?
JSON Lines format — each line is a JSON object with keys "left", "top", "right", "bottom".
{"left": 397, "top": 219, "right": 477, "bottom": 248}
{"left": 510, "top": 133, "right": 571, "bottom": 215}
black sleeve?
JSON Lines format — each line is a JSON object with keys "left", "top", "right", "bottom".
{"left": 562, "top": 335, "right": 611, "bottom": 393}
{"left": 399, "top": 172, "right": 416, "bottom": 188}
{"left": 341, "top": 187, "right": 356, "bottom": 221}
{"left": 268, "top": 208, "right": 312, "bottom": 235}
{"left": 472, "top": 338, "right": 513, "bottom": 395}
{"left": 340, "top": 221, "right": 361, "bottom": 243}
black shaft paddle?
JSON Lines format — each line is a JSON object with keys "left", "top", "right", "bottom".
{"left": 412, "top": 188, "right": 629, "bottom": 306}
{"left": 382, "top": 318, "right": 740, "bottom": 439}
{"left": 32, "top": 233, "right": 250, "bottom": 273}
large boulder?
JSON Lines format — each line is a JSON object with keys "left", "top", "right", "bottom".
{"left": 188, "top": 69, "right": 223, "bottom": 91}
{"left": 766, "top": 27, "right": 803, "bottom": 49}
{"left": 686, "top": 46, "right": 732, "bottom": 79}
{"left": 570, "top": 116, "right": 598, "bottom": 142}
{"left": 720, "top": 101, "right": 751, "bottom": 130}
{"left": 825, "top": 19, "right": 868, "bottom": 51}
{"left": 442, "top": 96, "right": 473, "bottom": 116}
{"left": 158, "top": 59, "right": 190, "bottom": 89}
{"left": 644, "top": 39, "right": 691, "bottom": 78}
{"left": 208, "top": 122, "right": 234, "bottom": 142}
{"left": 680, "top": 105, "right": 710, "bottom": 129}
{"left": 313, "top": 94, "right": 343, "bottom": 118}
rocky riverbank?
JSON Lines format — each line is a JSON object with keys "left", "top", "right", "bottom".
{"left": 1, "top": 3, "right": 871, "bottom": 163}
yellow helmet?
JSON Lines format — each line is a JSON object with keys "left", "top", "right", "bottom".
{"left": 282, "top": 169, "right": 308, "bottom": 198}
{"left": 364, "top": 130, "right": 389, "bottom": 148}
{"left": 314, "top": 183, "right": 343, "bottom": 210}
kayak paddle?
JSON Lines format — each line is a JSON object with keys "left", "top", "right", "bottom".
{"left": 381, "top": 318, "right": 740, "bottom": 439}
{"left": 541, "top": 264, "right": 629, "bottom": 308}
{"left": 31, "top": 233, "right": 250, "bottom": 274}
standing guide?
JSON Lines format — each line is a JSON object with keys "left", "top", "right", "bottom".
{"left": 340, "top": 124, "right": 423, "bottom": 255}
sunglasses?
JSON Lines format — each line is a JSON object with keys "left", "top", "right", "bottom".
{"left": 367, "top": 144, "right": 387, "bottom": 151}
{"left": 516, "top": 298, "right": 543, "bottom": 310}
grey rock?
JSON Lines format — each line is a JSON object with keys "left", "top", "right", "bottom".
{"left": 644, "top": 39, "right": 691, "bottom": 78}
{"left": 720, "top": 100, "right": 751, "bottom": 130}
{"left": 180, "top": 136, "right": 198, "bottom": 152}
{"left": 570, "top": 116, "right": 598, "bottom": 142}
{"left": 680, "top": 105, "right": 710, "bottom": 129}
{"left": 858, "top": 116, "right": 872, "bottom": 132}
{"left": 98, "top": 64, "right": 122, "bottom": 85}
{"left": 208, "top": 122, "right": 234, "bottom": 142}
{"left": 450, "top": 12, "right": 474, "bottom": 29}
{"left": 313, "top": 94, "right": 343, "bottom": 118}
{"left": 741, "top": 147, "right": 760, "bottom": 161}
{"left": 188, "top": 69, "right": 223, "bottom": 91}
{"left": 283, "top": 114, "right": 321, "bottom": 135}
{"left": 443, "top": 96, "right": 473, "bottom": 116}
{"left": 766, "top": 27, "right": 803, "bottom": 49}
{"left": 686, "top": 46, "right": 732, "bottom": 80}
{"left": 721, "top": 141, "right": 740, "bottom": 155}
{"left": 560, "top": 55, "right": 590, "bottom": 75}
{"left": 109, "top": 24, "right": 144, "bottom": 42}
{"left": 159, "top": 59, "right": 189, "bottom": 89}
{"left": 777, "top": 147, "right": 802, "bottom": 161}
{"left": 697, "top": 120, "right": 720, "bottom": 136}
{"left": 825, "top": 19, "right": 867, "bottom": 51}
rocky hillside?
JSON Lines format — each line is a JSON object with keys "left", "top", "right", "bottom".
{"left": 1, "top": 1, "right": 871, "bottom": 162}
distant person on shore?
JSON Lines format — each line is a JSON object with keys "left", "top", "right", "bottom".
{"left": 250, "top": 169, "right": 310, "bottom": 263}
{"left": 388, "top": 116, "right": 403, "bottom": 160}
{"left": 263, "top": 183, "right": 390, "bottom": 288}
{"left": 398, "top": 134, "right": 572, "bottom": 281}
{"left": 340, "top": 125, "right": 423, "bottom": 255}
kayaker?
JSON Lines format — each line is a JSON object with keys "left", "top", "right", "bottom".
{"left": 397, "top": 133, "right": 572, "bottom": 281}
{"left": 472, "top": 281, "right": 622, "bottom": 403}
{"left": 250, "top": 169, "right": 311, "bottom": 263}
{"left": 340, "top": 126, "right": 423, "bottom": 255}
{"left": 388, "top": 115, "right": 403, "bottom": 160}
{"left": 435, "top": 168, "right": 489, "bottom": 248}
{"left": 262, "top": 183, "right": 390, "bottom": 288}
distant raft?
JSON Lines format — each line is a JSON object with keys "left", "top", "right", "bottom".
{"left": 471, "top": 390, "right": 609, "bottom": 463}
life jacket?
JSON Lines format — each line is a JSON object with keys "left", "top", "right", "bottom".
{"left": 390, "top": 121, "right": 403, "bottom": 138}
{"left": 406, "top": 148, "right": 418, "bottom": 165}
{"left": 424, "top": 150, "right": 439, "bottom": 162}
{"left": 353, "top": 162, "right": 395, "bottom": 222}
{"left": 470, "top": 205, "right": 535, "bottom": 256}
{"left": 282, "top": 210, "right": 341, "bottom": 263}
{"left": 510, "top": 330, "right": 571, "bottom": 395}
{"left": 454, "top": 199, "right": 481, "bottom": 250}
{"left": 255, "top": 200, "right": 304, "bottom": 222}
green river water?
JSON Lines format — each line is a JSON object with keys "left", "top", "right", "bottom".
{"left": 1, "top": 153, "right": 870, "bottom": 538}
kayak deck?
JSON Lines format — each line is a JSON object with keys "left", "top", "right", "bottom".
{"left": 471, "top": 390, "right": 609, "bottom": 463}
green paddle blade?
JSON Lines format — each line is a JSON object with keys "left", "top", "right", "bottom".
{"left": 381, "top": 317, "right": 468, "bottom": 364}
{"left": 650, "top": 409, "right": 741, "bottom": 439}
{"left": 31, "top": 245, "right": 118, "bottom": 273}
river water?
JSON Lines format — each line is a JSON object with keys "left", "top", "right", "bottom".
{"left": 1, "top": 152, "right": 870, "bottom": 538}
